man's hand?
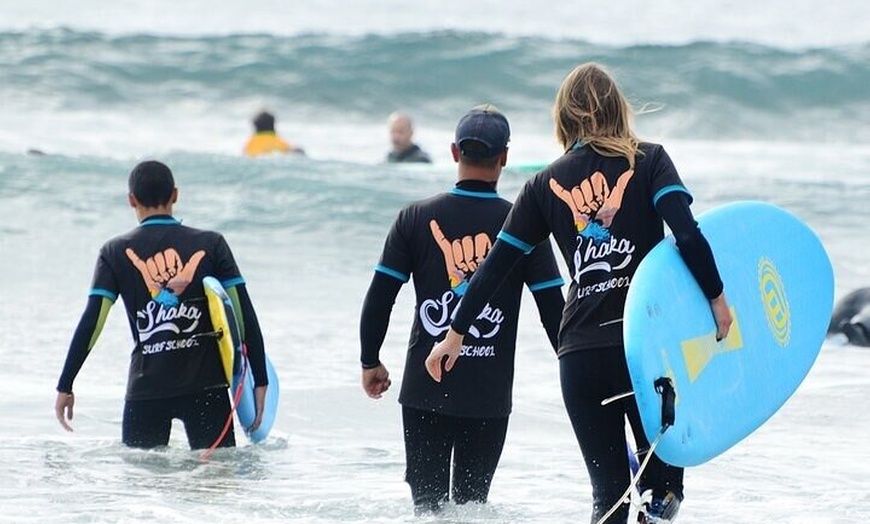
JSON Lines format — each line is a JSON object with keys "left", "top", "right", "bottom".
{"left": 710, "top": 292, "right": 733, "bottom": 342}
{"left": 55, "top": 392, "right": 75, "bottom": 432}
{"left": 249, "top": 385, "right": 267, "bottom": 432}
{"left": 362, "top": 364, "right": 392, "bottom": 399}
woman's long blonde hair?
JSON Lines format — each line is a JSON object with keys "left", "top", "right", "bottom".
{"left": 553, "top": 63, "right": 640, "bottom": 167}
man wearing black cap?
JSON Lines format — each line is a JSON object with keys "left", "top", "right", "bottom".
{"left": 359, "top": 105, "right": 565, "bottom": 513}
{"left": 54, "top": 160, "right": 270, "bottom": 450}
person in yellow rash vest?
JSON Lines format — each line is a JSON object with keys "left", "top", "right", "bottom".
{"left": 244, "top": 110, "right": 305, "bottom": 157}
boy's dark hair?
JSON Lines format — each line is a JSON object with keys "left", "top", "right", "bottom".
{"left": 253, "top": 111, "right": 276, "bottom": 132}
{"left": 459, "top": 139, "right": 501, "bottom": 168}
{"left": 128, "top": 160, "right": 175, "bottom": 208}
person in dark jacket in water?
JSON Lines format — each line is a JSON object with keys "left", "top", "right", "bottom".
{"left": 385, "top": 112, "right": 432, "bottom": 164}
{"left": 829, "top": 287, "right": 870, "bottom": 346}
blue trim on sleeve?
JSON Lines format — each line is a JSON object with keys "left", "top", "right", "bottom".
{"left": 496, "top": 231, "right": 534, "bottom": 254}
{"left": 450, "top": 188, "right": 501, "bottom": 199}
{"left": 221, "top": 276, "right": 246, "bottom": 289}
{"left": 89, "top": 288, "right": 118, "bottom": 302}
{"left": 652, "top": 185, "right": 692, "bottom": 207}
{"left": 375, "top": 264, "right": 410, "bottom": 283}
{"left": 528, "top": 277, "right": 565, "bottom": 292}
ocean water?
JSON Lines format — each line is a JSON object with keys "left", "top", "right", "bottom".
{"left": 1, "top": 2, "right": 869, "bottom": 523}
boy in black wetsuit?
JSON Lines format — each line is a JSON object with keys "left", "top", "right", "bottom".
{"left": 360, "top": 105, "right": 565, "bottom": 513}
{"left": 55, "top": 160, "right": 269, "bottom": 449}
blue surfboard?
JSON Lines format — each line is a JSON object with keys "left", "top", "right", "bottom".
{"left": 232, "top": 346, "right": 280, "bottom": 443}
{"left": 507, "top": 162, "right": 549, "bottom": 174}
{"left": 623, "top": 201, "right": 833, "bottom": 467}
{"left": 203, "top": 277, "right": 279, "bottom": 443}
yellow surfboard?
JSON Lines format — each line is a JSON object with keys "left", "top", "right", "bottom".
{"left": 203, "top": 276, "right": 242, "bottom": 384}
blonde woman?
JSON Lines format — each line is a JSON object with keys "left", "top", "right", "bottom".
{"left": 426, "top": 63, "right": 732, "bottom": 523}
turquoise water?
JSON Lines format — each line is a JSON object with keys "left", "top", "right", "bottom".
{"left": 1, "top": 29, "right": 869, "bottom": 160}
{"left": 2, "top": 145, "right": 869, "bottom": 522}
{"left": 2, "top": 3, "right": 870, "bottom": 522}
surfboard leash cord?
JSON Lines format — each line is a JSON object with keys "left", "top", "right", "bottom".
{"left": 595, "top": 427, "right": 668, "bottom": 524}
{"left": 653, "top": 377, "right": 676, "bottom": 429}
{"left": 595, "top": 377, "right": 676, "bottom": 524}
{"left": 199, "top": 343, "right": 249, "bottom": 461}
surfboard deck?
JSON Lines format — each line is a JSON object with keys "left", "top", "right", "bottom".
{"left": 203, "top": 276, "right": 279, "bottom": 443}
{"left": 623, "top": 201, "right": 833, "bottom": 467}
{"left": 204, "top": 276, "right": 242, "bottom": 384}
{"left": 506, "top": 162, "right": 549, "bottom": 174}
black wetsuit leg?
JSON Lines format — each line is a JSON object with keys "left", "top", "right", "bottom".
{"left": 560, "top": 347, "right": 684, "bottom": 523}
{"left": 402, "top": 406, "right": 509, "bottom": 512}
{"left": 122, "top": 397, "right": 173, "bottom": 448}
{"left": 122, "top": 388, "right": 234, "bottom": 450}
{"left": 178, "top": 387, "right": 235, "bottom": 450}
{"left": 451, "top": 415, "right": 509, "bottom": 504}
{"left": 402, "top": 406, "right": 452, "bottom": 512}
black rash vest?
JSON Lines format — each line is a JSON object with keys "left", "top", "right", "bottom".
{"left": 361, "top": 180, "right": 565, "bottom": 418}
{"left": 57, "top": 215, "right": 267, "bottom": 400}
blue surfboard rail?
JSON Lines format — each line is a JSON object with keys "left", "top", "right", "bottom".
{"left": 623, "top": 201, "right": 833, "bottom": 467}
{"left": 233, "top": 350, "right": 279, "bottom": 443}
{"left": 203, "top": 276, "right": 279, "bottom": 444}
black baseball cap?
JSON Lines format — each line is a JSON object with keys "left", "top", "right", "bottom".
{"left": 454, "top": 104, "right": 510, "bottom": 159}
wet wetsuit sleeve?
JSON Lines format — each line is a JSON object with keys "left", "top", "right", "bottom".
{"left": 498, "top": 176, "right": 552, "bottom": 253}
{"left": 57, "top": 252, "right": 118, "bottom": 393}
{"left": 214, "top": 234, "right": 269, "bottom": 387}
{"left": 56, "top": 295, "right": 115, "bottom": 393}
{"left": 531, "top": 287, "right": 565, "bottom": 352}
{"left": 226, "top": 284, "right": 268, "bottom": 387}
{"left": 450, "top": 178, "right": 552, "bottom": 336}
{"left": 655, "top": 191, "right": 724, "bottom": 299}
{"left": 523, "top": 241, "right": 565, "bottom": 352}
{"left": 213, "top": 235, "right": 243, "bottom": 283}
{"left": 360, "top": 210, "right": 412, "bottom": 368}
{"left": 359, "top": 272, "right": 404, "bottom": 368}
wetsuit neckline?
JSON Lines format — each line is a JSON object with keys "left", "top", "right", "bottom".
{"left": 139, "top": 215, "right": 180, "bottom": 226}
{"left": 450, "top": 179, "right": 499, "bottom": 199}
{"left": 569, "top": 139, "right": 589, "bottom": 152}
{"left": 393, "top": 144, "right": 422, "bottom": 160}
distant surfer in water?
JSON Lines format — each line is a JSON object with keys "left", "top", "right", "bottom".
{"left": 360, "top": 105, "right": 564, "bottom": 514}
{"left": 55, "top": 160, "right": 270, "bottom": 449}
{"left": 244, "top": 110, "right": 305, "bottom": 157}
{"left": 828, "top": 288, "right": 870, "bottom": 346}
{"left": 425, "top": 64, "right": 732, "bottom": 523}
{"left": 385, "top": 112, "right": 432, "bottom": 164}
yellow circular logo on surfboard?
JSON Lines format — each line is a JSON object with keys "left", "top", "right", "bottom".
{"left": 758, "top": 257, "right": 790, "bottom": 346}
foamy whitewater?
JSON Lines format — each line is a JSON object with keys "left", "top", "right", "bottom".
{"left": 1, "top": 2, "right": 869, "bottom": 523}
